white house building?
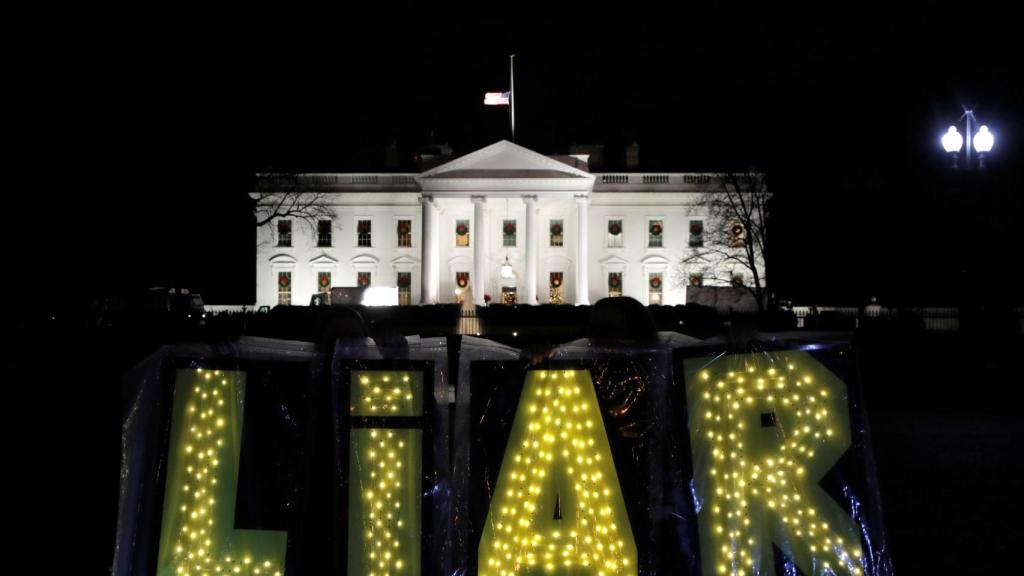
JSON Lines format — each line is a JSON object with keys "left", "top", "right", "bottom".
{"left": 254, "top": 140, "right": 750, "bottom": 308}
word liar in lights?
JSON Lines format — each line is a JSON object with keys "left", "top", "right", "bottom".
{"left": 156, "top": 355, "right": 862, "bottom": 576}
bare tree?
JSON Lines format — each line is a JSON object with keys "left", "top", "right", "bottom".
{"left": 679, "top": 171, "right": 772, "bottom": 311}
{"left": 252, "top": 173, "right": 334, "bottom": 231}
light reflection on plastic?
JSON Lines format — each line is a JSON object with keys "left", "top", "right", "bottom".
{"left": 361, "top": 287, "right": 399, "bottom": 307}
{"left": 685, "top": 352, "right": 864, "bottom": 576}
{"left": 156, "top": 369, "right": 287, "bottom": 576}
{"left": 479, "top": 369, "right": 637, "bottom": 575}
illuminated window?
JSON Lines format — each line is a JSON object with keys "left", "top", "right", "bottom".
{"left": 608, "top": 272, "right": 623, "bottom": 297}
{"left": 277, "top": 220, "right": 291, "bottom": 247}
{"left": 455, "top": 219, "right": 470, "bottom": 247}
{"left": 357, "top": 219, "right": 372, "bottom": 247}
{"left": 648, "top": 272, "right": 663, "bottom": 305}
{"left": 455, "top": 271, "right": 469, "bottom": 290}
{"left": 317, "top": 271, "right": 331, "bottom": 303}
{"left": 549, "top": 272, "right": 564, "bottom": 304}
{"left": 317, "top": 220, "right": 332, "bottom": 247}
{"left": 549, "top": 219, "right": 563, "bottom": 246}
{"left": 277, "top": 271, "right": 291, "bottom": 305}
{"left": 648, "top": 219, "right": 663, "bottom": 247}
{"left": 397, "top": 272, "right": 412, "bottom": 305}
{"left": 608, "top": 219, "right": 623, "bottom": 247}
{"left": 502, "top": 219, "right": 517, "bottom": 247}
{"left": 397, "top": 219, "right": 412, "bottom": 247}
{"left": 689, "top": 219, "right": 704, "bottom": 247}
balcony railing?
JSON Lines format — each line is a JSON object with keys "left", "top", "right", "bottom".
{"left": 595, "top": 173, "right": 716, "bottom": 188}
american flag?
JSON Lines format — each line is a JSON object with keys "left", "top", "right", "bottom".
{"left": 483, "top": 91, "right": 510, "bottom": 106}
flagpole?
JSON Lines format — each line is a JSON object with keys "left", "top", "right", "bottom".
{"left": 509, "top": 54, "right": 515, "bottom": 142}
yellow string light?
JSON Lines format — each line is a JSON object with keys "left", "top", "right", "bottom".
{"left": 348, "top": 371, "right": 423, "bottom": 576}
{"left": 686, "top": 353, "right": 864, "bottom": 576}
{"left": 157, "top": 369, "right": 287, "bottom": 576}
{"left": 479, "top": 370, "right": 637, "bottom": 576}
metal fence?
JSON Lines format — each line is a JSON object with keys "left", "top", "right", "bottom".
{"left": 457, "top": 308, "right": 482, "bottom": 336}
{"left": 791, "top": 306, "right": 1024, "bottom": 332}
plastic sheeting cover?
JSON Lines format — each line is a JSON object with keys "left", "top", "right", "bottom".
{"left": 114, "top": 332, "right": 890, "bottom": 575}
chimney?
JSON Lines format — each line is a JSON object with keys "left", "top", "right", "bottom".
{"left": 569, "top": 143, "right": 605, "bottom": 170}
{"left": 385, "top": 139, "right": 399, "bottom": 169}
{"left": 626, "top": 141, "right": 640, "bottom": 169}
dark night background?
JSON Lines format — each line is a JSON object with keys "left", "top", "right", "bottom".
{"left": 10, "top": 3, "right": 1023, "bottom": 574}
{"left": 17, "top": 3, "right": 1023, "bottom": 309}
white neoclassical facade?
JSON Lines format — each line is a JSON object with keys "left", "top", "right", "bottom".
{"left": 254, "top": 140, "right": 743, "bottom": 308}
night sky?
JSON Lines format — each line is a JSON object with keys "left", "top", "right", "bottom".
{"left": 11, "top": 8, "right": 1022, "bottom": 573}
{"left": 25, "top": 4, "right": 1023, "bottom": 308}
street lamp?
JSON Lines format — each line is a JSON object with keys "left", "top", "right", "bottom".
{"left": 941, "top": 109, "right": 995, "bottom": 169}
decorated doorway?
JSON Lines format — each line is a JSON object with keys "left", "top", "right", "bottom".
{"left": 549, "top": 272, "right": 564, "bottom": 304}
{"left": 501, "top": 286, "right": 517, "bottom": 305}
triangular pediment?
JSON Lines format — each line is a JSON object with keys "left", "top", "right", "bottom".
{"left": 309, "top": 254, "right": 339, "bottom": 266}
{"left": 391, "top": 255, "right": 420, "bottom": 265}
{"left": 419, "top": 140, "right": 592, "bottom": 180}
{"left": 599, "top": 255, "right": 629, "bottom": 266}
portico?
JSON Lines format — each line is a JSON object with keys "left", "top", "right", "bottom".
{"left": 415, "top": 140, "right": 595, "bottom": 306}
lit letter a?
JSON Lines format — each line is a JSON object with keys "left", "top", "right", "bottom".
{"left": 479, "top": 370, "right": 637, "bottom": 575}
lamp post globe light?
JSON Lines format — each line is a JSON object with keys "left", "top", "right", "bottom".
{"left": 941, "top": 109, "right": 995, "bottom": 169}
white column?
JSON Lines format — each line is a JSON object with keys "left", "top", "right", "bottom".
{"left": 523, "top": 195, "right": 538, "bottom": 305}
{"left": 472, "top": 195, "right": 487, "bottom": 306}
{"left": 420, "top": 195, "right": 439, "bottom": 304}
{"left": 574, "top": 194, "right": 591, "bottom": 305}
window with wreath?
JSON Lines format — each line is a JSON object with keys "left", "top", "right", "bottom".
{"left": 549, "top": 272, "right": 564, "bottom": 304}
{"left": 357, "top": 271, "right": 371, "bottom": 288}
{"left": 277, "top": 271, "right": 291, "bottom": 306}
{"left": 357, "top": 219, "right": 372, "bottom": 247}
{"left": 502, "top": 219, "right": 517, "bottom": 247}
{"left": 607, "top": 219, "right": 623, "bottom": 247}
{"left": 317, "top": 220, "right": 332, "bottom": 247}
{"left": 397, "top": 272, "right": 412, "bottom": 305}
{"left": 727, "top": 219, "right": 746, "bottom": 248}
{"left": 731, "top": 271, "right": 745, "bottom": 287}
{"left": 689, "top": 272, "right": 704, "bottom": 287}
{"left": 316, "top": 271, "right": 332, "bottom": 304}
{"left": 397, "top": 219, "right": 412, "bottom": 247}
{"left": 549, "top": 219, "right": 564, "bottom": 247}
{"left": 608, "top": 272, "right": 623, "bottom": 297}
{"left": 277, "top": 220, "right": 292, "bottom": 247}
{"left": 648, "top": 219, "right": 664, "bottom": 247}
{"left": 648, "top": 272, "right": 663, "bottom": 305}
{"left": 455, "top": 271, "right": 470, "bottom": 290}
{"left": 689, "top": 220, "right": 704, "bottom": 247}
{"left": 455, "top": 219, "right": 470, "bottom": 247}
